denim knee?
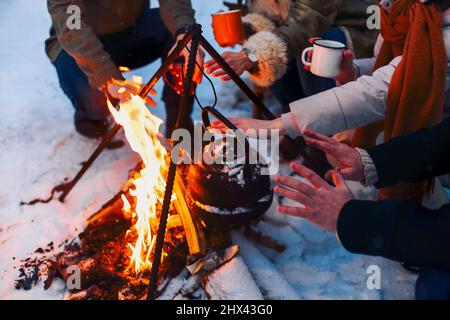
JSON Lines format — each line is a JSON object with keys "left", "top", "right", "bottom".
{"left": 54, "top": 51, "right": 109, "bottom": 120}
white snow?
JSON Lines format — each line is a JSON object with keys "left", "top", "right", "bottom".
{"left": 0, "top": 0, "right": 417, "bottom": 300}
{"left": 203, "top": 256, "right": 264, "bottom": 300}
{"left": 231, "top": 230, "right": 301, "bottom": 300}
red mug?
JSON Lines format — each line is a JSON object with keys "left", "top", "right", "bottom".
{"left": 211, "top": 10, "right": 245, "bottom": 47}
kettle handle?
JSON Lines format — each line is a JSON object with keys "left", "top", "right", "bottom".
{"left": 201, "top": 106, "right": 238, "bottom": 131}
{"left": 201, "top": 107, "right": 255, "bottom": 184}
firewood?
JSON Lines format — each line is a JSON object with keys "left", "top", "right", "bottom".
{"left": 156, "top": 269, "right": 190, "bottom": 300}
{"left": 201, "top": 256, "right": 263, "bottom": 300}
{"left": 85, "top": 162, "right": 142, "bottom": 227}
{"left": 243, "top": 225, "right": 286, "bottom": 252}
{"left": 187, "top": 245, "right": 239, "bottom": 275}
{"left": 85, "top": 165, "right": 205, "bottom": 256}
{"left": 167, "top": 214, "right": 182, "bottom": 228}
{"left": 86, "top": 190, "right": 127, "bottom": 228}
{"left": 174, "top": 172, "right": 206, "bottom": 256}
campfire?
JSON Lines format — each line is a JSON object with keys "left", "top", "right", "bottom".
{"left": 15, "top": 93, "right": 277, "bottom": 300}
{"left": 16, "top": 95, "right": 191, "bottom": 299}
{"left": 14, "top": 28, "right": 287, "bottom": 300}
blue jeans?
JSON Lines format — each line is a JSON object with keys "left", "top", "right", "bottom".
{"left": 270, "top": 27, "right": 348, "bottom": 113}
{"left": 53, "top": 8, "right": 193, "bottom": 136}
{"left": 415, "top": 269, "right": 450, "bottom": 300}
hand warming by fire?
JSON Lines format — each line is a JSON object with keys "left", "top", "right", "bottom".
{"left": 274, "top": 163, "right": 353, "bottom": 233}
{"left": 6, "top": 0, "right": 450, "bottom": 303}
{"left": 106, "top": 77, "right": 157, "bottom": 107}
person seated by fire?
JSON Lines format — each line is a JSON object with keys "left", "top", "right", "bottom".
{"left": 210, "top": 0, "right": 450, "bottom": 206}
{"left": 45, "top": 0, "right": 203, "bottom": 139}
{"left": 204, "top": 0, "right": 379, "bottom": 112}
{"left": 271, "top": 121, "right": 450, "bottom": 299}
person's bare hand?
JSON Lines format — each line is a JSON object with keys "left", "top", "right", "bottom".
{"left": 208, "top": 118, "right": 284, "bottom": 138}
{"left": 302, "top": 129, "right": 365, "bottom": 182}
{"left": 334, "top": 50, "right": 356, "bottom": 85}
{"left": 205, "top": 51, "right": 256, "bottom": 81}
{"left": 106, "top": 78, "right": 157, "bottom": 106}
{"left": 274, "top": 162, "right": 353, "bottom": 233}
{"left": 169, "top": 33, "right": 205, "bottom": 81}
{"left": 171, "top": 33, "right": 205, "bottom": 65}
{"left": 305, "top": 48, "right": 355, "bottom": 85}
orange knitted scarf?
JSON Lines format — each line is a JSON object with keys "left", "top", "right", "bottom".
{"left": 352, "top": 0, "right": 447, "bottom": 202}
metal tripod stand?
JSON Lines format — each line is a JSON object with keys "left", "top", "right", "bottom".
{"left": 56, "top": 24, "right": 305, "bottom": 299}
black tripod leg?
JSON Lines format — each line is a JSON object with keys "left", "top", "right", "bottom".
{"left": 146, "top": 27, "right": 202, "bottom": 300}
{"left": 199, "top": 35, "right": 275, "bottom": 120}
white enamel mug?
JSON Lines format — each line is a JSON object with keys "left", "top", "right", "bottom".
{"left": 301, "top": 39, "right": 346, "bottom": 78}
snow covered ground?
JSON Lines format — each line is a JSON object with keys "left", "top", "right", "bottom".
{"left": 0, "top": 0, "right": 417, "bottom": 300}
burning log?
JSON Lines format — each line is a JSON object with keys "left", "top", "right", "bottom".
{"left": 84, "top": 166, "right": 192, "bottom": 240}
{"left": 15, "top": 178, "right": 189, "bottom": 300}
{"left": 174, "top": 172, "right": 206, "bottom": 256}
{"left": 86, "top": 191, "right": 127, "bottom": 228}
{"left": 86, "top": 162, "right": 141, "bottom": 227}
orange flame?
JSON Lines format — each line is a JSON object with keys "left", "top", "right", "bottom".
{"left": 108, "top": 95, "right": 174, "bottom": 275}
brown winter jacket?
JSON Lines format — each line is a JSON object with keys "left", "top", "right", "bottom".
{"left": 45, "top": 0, "right": 195, "bottom": 88}
{"left": 242, "top": 0, "right": 379, "bottom": 87}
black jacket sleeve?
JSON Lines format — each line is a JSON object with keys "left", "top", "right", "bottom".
{"left": 368, "top": 117, "right": 450, "bottom": 189}
{"left": 337, "top": 199, "right": 450, "bottom": 271}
